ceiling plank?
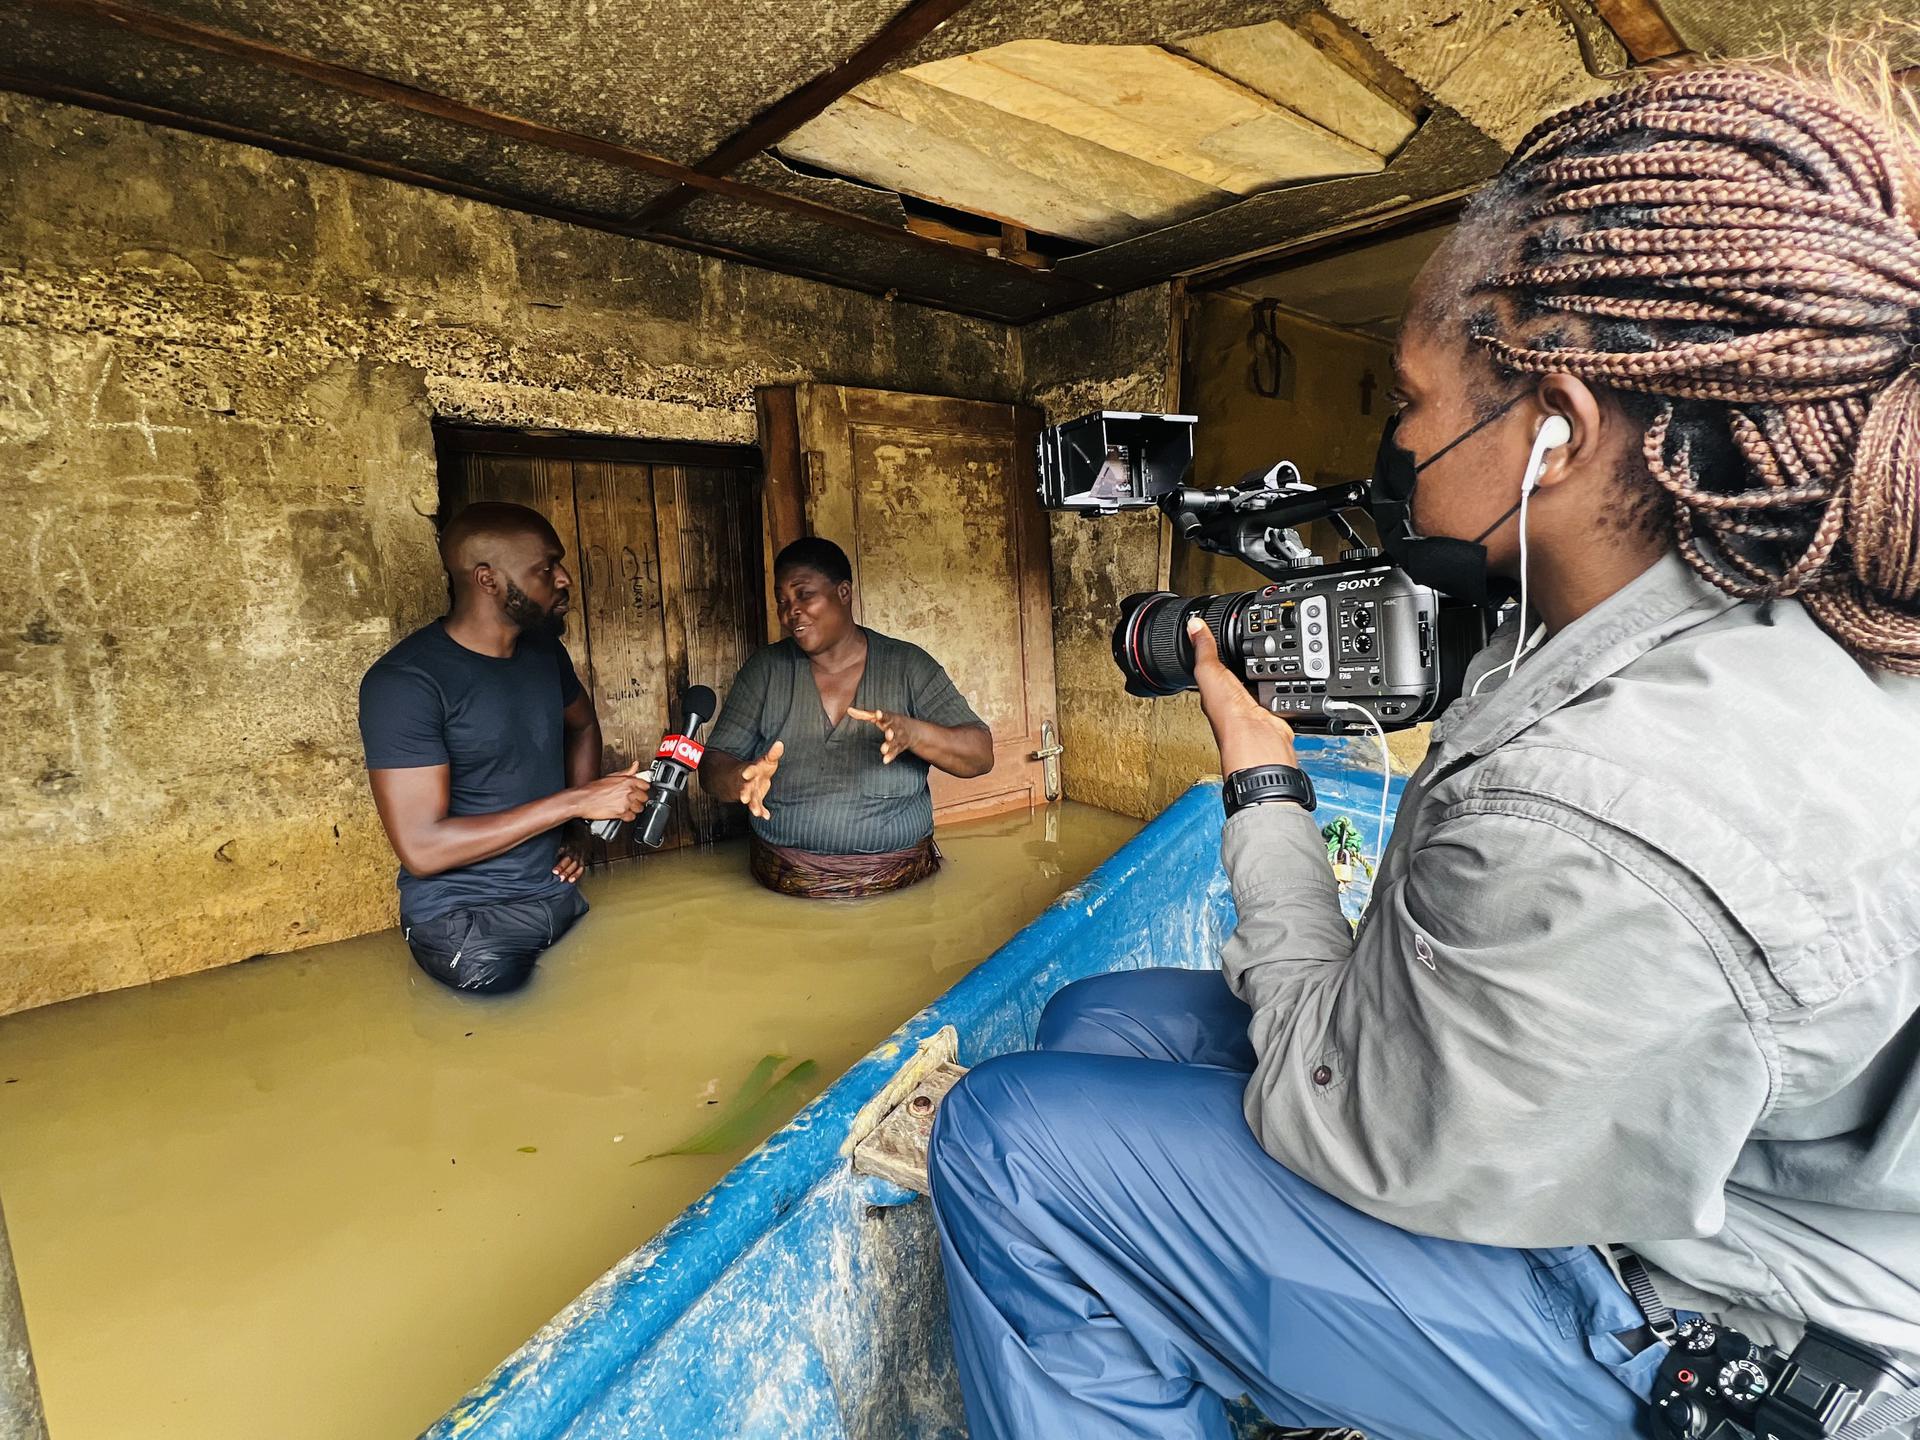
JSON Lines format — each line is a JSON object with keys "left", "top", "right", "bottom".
{"left": 1173, "top": 22, "right": 1417, "bottom": 160}
{"left": 903, "top": 214, "right": 1048, "bottom": 269}
{"left": 20, "top": 0, "right": 1088, "bottom": 290}
{"left": 912, "top": 41, "right": 1386, "bottom": 193}
{"left": 630, "top": 0, "right": 980, "bottom": 230}
{"left": 0, "top": 69, "right": 1021, "bottom": 322}
{"left": 782, "top": 74, "right": 1229, "bottom": 245}
{"left": 1319, "top": 0, "right": 1614, "bottom": 151}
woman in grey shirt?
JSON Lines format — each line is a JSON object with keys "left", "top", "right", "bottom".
{"left": 701, "top": 537, "right": 992, "bottom": 897}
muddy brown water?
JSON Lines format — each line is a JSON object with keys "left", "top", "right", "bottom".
{"left": 0, "top": 802, "right": 1140, "bottom": 1440}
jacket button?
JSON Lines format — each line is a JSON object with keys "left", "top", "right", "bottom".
{"left": 1312, "top": 1065, "right": 1333, "bottom": 1086}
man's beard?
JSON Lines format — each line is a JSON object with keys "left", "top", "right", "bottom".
{"left": 503, "top": 580, "right": 566, "bottom": 636}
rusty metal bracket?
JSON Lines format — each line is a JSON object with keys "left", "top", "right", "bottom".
{"left": 847, "top": 1026, "right": 969, "bottom": 1197}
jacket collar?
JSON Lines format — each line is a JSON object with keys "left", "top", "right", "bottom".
{"left": 1427, "top": 551, "right": 1742, "bottom": 767}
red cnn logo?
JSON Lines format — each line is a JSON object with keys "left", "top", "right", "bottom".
{"left": 656, "top": 735, "right": 705, "bottom": 767}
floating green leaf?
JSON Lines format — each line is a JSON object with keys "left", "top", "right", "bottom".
{"left": 517, "top": 1146, "right": 538, "bottom": 1154}
{"left": 637, "top": 1053, "right": 820, "bottom": 1162}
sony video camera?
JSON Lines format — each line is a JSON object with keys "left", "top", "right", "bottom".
{"left": 1037, "top": 410, "right": 1488, "bottom": 735}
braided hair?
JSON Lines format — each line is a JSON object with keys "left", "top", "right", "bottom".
{"left": 1453, "top": 61, "right": 1920, "bottom": 674}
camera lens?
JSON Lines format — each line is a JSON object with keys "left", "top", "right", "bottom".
{"left": 1112, "top": 591, "right": 1253, "bottom": 697}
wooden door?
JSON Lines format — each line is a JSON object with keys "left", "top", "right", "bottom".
{"left": 756, "top": 385, "right": 1057, "bottom": 822}
{"left": 653, "top": 463, "right": 766, "bottom": 845}
{"left": 436, "top": 428, "right": 764, "bottom": 857}
{"left": 568, "top": 459, "right": 672, "bottom": 862}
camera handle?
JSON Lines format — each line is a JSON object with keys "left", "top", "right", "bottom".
{"left": 1160, "top": 476, "right": 1376, "bottom": 585}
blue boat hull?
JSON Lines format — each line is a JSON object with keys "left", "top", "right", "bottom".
{"left": 427, "top": 761, "right": 1401, "bottom": 1440}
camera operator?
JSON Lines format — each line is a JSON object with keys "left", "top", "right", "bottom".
{"left": 928, "top": 58, "right": 1920, "bottom": 1440}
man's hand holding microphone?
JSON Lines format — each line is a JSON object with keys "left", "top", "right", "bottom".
{"left": 551, "top": 764, "right": 651, "bottom": 884}
{"left": 571, "top": 762, "right": 654, "bottom": 823}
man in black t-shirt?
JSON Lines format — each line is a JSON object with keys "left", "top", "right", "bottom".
{"left": 357, "top": 502, "right": 650, "bottom": 994}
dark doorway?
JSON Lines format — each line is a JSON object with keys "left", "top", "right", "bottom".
{"left": 435, "top": 424, "right": 766, "bottom": 861}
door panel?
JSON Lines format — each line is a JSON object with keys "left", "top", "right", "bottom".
{"left": 451, "top": 453, "right": 583, "bottom": 578}
{"left": 572, "top": 460, "right": 671, "bottom": 863}
{"left": 761, "top": 385, "right": 1058, "bottom": 822}
{"left": 847, "top": 425, "right": 1028, "bottom": 734}
{"left": 653, "top": 464, "right": 764, "bottom": 846}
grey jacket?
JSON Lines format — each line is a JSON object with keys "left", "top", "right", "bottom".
{"left": 1221, "top": 551, "right": 1920, "bottom": 1362}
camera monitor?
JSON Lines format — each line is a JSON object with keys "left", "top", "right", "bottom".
{"left": 1037, "top": 411, "right": 1197, "bottom": 513}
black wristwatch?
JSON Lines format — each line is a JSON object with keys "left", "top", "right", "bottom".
{"left": 1222, "top": 764, "right": 1315, "bottom": 816}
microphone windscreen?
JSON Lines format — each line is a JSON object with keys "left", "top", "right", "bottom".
{"left": 682, "top": 685, "right": 719, "bottom": 726}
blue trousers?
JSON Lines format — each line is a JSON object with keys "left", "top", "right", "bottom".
{"left": 928, "top": 969, "right": 1666, "bottom": 1440}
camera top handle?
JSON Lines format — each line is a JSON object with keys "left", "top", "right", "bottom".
{"left": 1160, "top": 473, "right": 1378, "bottom": 585}
{"left": 1031, "top": 410, "right": 1387, "bottom": 585}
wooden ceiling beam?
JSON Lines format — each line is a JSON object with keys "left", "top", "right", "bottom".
{"left": 0, "top": 70, "right": 1020, "bottom": 322}
{"left": 21, "top": 0, "right": 1089, "bottom": 291}
{"left": 1180, "top": 188, "right": 1475, "bottom": 295}
{"left": 1584, "top": 0, "right": 1690, "bottom": 65}
{"left": 631, "top": 0, "right": 980, "bottom": 229}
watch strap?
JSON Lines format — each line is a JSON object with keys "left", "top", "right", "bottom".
{"left": 1223, "top": 764, "right": 1315, "bottom": 816}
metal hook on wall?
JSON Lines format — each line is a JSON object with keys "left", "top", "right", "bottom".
{"left": 1249, "top": 300, "right": 1296, "bottom": 401}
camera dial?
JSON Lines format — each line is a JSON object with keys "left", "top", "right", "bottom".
{"left": 1716, "top": 1358, "right": 1771, "bottom": 1410}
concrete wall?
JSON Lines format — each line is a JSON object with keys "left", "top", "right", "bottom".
{"left": 1019, "top": 286, "right": 1219, "bottom": 820}
{"left": 0, "top": 92, "right": 1017, "bottom": 1015}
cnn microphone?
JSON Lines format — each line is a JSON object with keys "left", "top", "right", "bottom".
{"left": 589, "top": 684, "right": 717, "bottom": 848}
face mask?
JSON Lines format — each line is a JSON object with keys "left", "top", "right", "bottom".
{"left": 1369, "top": 397, "right": 1525, "bottom": 606}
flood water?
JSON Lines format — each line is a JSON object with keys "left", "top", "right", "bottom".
{"left": 0, "top": 801, "right": 1140, "bottom": 1440}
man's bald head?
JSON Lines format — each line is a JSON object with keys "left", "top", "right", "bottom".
{"left": 439, "top": 502, "right": 573, "bottom": 633}
{"left": 440, "top": 502, "right": 560, "bottom": 578}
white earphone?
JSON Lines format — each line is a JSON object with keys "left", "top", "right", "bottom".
{"left": 1471, "top": 414, "right": 1573, "bottom": 698}
{"left": 1521, "top": 414, "right": 1573, "bottom": 496}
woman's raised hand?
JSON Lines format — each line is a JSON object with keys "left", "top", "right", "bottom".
{"left": 848, "top": 707, "right": 923, "bottom": 764}
{"left": 737, "top": 740, "right": 784, "bottom": 820}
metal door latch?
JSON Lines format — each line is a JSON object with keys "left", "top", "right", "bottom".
{"left": 1031, "top": 720, "right": 1064, "bottom": 801}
